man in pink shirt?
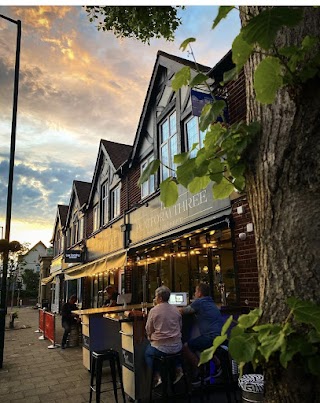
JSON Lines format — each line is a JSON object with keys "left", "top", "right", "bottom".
{"left": 145, "top": 286, "right": 183, "bottom": 387}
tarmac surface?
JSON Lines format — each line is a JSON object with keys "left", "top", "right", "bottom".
{"left": 0, "top": 307, "right": 239, "bottom": 403}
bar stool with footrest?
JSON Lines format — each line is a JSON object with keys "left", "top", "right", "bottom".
{"left": 149, "top": 351, "right": 190, "bottom": 402}
{"left": 196, "top": 346, "right": 240, "bottom": 402}
{"left": 89, "top": 349, "right": 126, "bottom": 403}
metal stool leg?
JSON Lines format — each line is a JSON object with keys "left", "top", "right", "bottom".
{"left": 89, "top": 356, "right": 96, "bottom": 403}
{"left": 115, "top": 351, "right": 126, "bottom": 402}
{"left": 95, "top": 358, "right": 103, "bottom": 403}
{"left": 110, "top": 356, "right": 119, "bottom": 403}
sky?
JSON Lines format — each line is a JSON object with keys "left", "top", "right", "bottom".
{"left": 0, "top": 5, "right": 241, "bottom": 249}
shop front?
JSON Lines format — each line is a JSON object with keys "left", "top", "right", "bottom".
{"left": 127, "top": 185, "right": 238, "bottom": 306}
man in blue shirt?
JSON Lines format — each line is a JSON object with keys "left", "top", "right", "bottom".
{"left": 181, "top": 283, "right": 223, "bottom": 378}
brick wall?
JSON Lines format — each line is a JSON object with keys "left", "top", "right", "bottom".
{"left": 121, "top": 164, "right": 142, "bottom": 214}
{"left": 231, "top": 196, "right": 259, "bottom": 308}
{"left": 226, "top": 69, "right": 246, "bottom": 124}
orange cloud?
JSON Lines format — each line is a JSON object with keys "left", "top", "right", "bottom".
{"left": 13, "top": 6, "right": 72, "bottom": 30}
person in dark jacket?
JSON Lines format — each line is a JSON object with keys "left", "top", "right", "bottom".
{"left": 180, "top": 283, "right": 223, "bottom": 378}
{"left": 61, "top": 295, "right": 78, "bottom": 349}
{"left": 103, "top": 285, "right": 119, "bottom": 307}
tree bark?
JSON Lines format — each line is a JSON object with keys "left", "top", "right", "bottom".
{"left": 240, "top": 6, "right": 320, "bottom": 402}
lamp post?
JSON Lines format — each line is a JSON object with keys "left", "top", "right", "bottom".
{"left": 0, "top": 13, "right": 21, "bottom": 369}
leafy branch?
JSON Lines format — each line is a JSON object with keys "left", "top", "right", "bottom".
{"left": 199, "top": 298, "right": 320, "bottom": 377}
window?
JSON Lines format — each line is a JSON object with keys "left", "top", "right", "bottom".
{"left": 93, "top": 204, "right": 99, "bottom": 232}
{"left": 141, "top": 156, "right": 155, "bottom": 198}
{"left": 160, "top": 111, "right": 177, "bottom": 181}
{"left": 186, "top": 116, "right": 206, "bottom": 158}
{"left": 110, "top": 185, "right": 121, "bottom": 219}
{"left": 101, "top": 181, "right": 109, "bottom": 225}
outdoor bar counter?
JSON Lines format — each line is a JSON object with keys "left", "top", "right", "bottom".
{"left": 72, "top": 304, "right": 152, "bottom": 371}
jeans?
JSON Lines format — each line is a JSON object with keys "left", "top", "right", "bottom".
{"left": 61, "top": 321, "right": 71, "bottom": 346}
{"left": 145, "top": 344, "right": 182, "bottom": 373}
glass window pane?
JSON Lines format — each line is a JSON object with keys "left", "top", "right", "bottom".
{"left": 161, "top": 120, "right": 169, "bottom": 142}
{"left": 170, "top": 134, "right": 177, "bottom": 169}
{"left": 170, "top": 112, "right": 177, "bottom": 135}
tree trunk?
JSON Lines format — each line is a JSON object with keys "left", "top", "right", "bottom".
{"left": 240, "top": 6, "right": 320, "bottom": 402}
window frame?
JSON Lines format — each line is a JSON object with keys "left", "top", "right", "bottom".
{"left": 110, "top": 184, "right": 121, "bottom": 220}
{"left": 101, "top": 181, "right": 109, "bottom": 226}
{"left": 185, "top": 115, "right": 206, "bottom": 158}
{"left": 159, "top": 111, "right": 177, "bottom": 181}
{"left": 141, "top": 155, "right": 156, "bottom": 199}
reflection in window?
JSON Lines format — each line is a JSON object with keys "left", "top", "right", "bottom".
{"left": 111, "top": 185, "right": 120, "bottom": 219}
{"left": 141, "top": 156, "right": 156, "bottom": 199}
{"left": 160, "top": 111, "right": 177, "bottom": 181}
{"left": 101, "top": 181, "right": 109, "bottom": 225}
{"left": 186, "top": 116, "right": 206, "bottom": 158}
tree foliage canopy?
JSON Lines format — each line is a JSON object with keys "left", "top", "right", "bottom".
{"left": 85, "top": 6, "right": 183, "bottom": 44}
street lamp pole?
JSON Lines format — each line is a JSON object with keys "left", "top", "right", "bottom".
{"left": 0, "top": 14, "right": 21, "bottom": 369}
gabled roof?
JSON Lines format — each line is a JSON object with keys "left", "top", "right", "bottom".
{"left": 58, "top": 204, "right": 68, "bottom": 227}
{"left": 101, "top": 139, "right": 132, "bottom": 170}
{"left": 208, "top": 50, "right": 234, "bottom": 83}
{"left": 22, "top": 241, "right": 47, "bottom": 256}
{"left": 74, "top": 180, "right": 92, "bottom": 207}
{"left": 65, "top": 180, "right": 91, "bottom": 227}
{"left": 157, "top": 50, "right": 210, "bottom": 73}
{"left": 130, "top": 50, "right": 210, "bottom": 162}
{"left": 87, "top": 139, "right": 132, "bottom": 207}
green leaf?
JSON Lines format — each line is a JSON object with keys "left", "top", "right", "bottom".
{"left": 188, "top": 176, "right": 211, "bottom": 194}
{"left": 233, "top": 175, "right": 245, "bottom": 191}
{"left": 199, "top": 100, "right": 226, "bottom": 132}
{"left": 180, "top": 37, "right": 196, "bottom": 51}
{"left": 160, "top": 178, "right": 178, "bottom": 207}
{"left": 171, "top": 66, "right": 191, "bottom": 91}
{"left": 232, "top": 32, "right": 254, "bottom": 71}
{"left": 242, "top": 7, "right": 303, "bottom": 50}
{"left": 137, "top": 159, "right": 160, "bottom": 186}
{"left": 212, "top": 177, "right": 234, "bottom": 199}
{"left": 221, "top": 315, "right": 233, "bottom": 336}
{"left": 198, "top": 334, "right": 228, "bottom": 366}
{"left": 308, "top": 329, "right": 320, "bottom": 344}
{"left": 230, "top": 162, "right": 246, "bottom": 178}
{"left": 230, "top": 325, "right": 245, "bottom": 338}
{"left": 189, "top": 73, "right": 208, "bottom": 87}
{"left": 212, "top": 6, "right": 234, "bottom": 30}
{"left": 229, "top": 334, "right": 257, "bottom": 363}
{"left": 238, "top": 308, "right": 262, "bottom": 329}
{"left": 287, "top": 297, "right": 320, "bottom": 332}
{"left": 258, "top": 329, "right": 286, "bottom": 362}
{"left": 254, "top": 57, "right": 283, "bottom": 104}
{"left": 174, "top": 152, "right": 190, "bottom": 165}
{"left": 222, "top": 67, "right": 238, "bottom": 84}
{"left": 176, "top": 158, "right": 196, "bottom": 188}
{"left": 204, "top": 123, "right": 226, "bottom": 150}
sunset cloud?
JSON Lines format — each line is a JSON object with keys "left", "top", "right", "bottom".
{"left": 0, "top": 5, "right": 240, "bottom": 246}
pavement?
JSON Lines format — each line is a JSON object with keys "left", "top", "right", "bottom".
{"left": 0, "top": 307, "right": 239, "bottom": 403}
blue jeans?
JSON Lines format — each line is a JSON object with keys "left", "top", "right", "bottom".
{"left": 188, "top": 335, "right": 214, "bottom": 352}
{"left": 144, "top": 344, "right": 182, "bottom": 373}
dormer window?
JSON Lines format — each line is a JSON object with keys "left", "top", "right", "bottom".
{"left": 160, "top": 111, "right": 177, "bottom": 181}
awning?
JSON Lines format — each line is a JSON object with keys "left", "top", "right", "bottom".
{"left": 64, "top": 250, "right": 127, "bottom": 280}
{"left": 41, "top": 275, "right": 55, "bottom": 285}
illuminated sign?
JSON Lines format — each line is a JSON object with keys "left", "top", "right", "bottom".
{"left": 65, "top": 250, "right": 83, "bottom": 263}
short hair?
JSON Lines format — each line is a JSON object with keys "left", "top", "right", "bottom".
{"left": 155, "top": 286, "right": 171, "bottom": 302}
{"left": 197, "top": 283, "right": 210, "bottom": 297}
{"left": 105, "top": 285, "right": 115, "bottom": 292}
{"left": 70, "top": 294, "right": 77, "bottom": 301}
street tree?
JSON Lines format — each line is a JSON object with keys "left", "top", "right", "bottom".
{"left": 88, "top": 6, "right": 320, "bottom": 401}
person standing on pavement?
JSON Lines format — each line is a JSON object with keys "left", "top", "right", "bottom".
{"left": 61, "top": 294, "right": 78, "bottom": 349}
{"left": 180, "top": 282, "right": 223, "bottom": 379}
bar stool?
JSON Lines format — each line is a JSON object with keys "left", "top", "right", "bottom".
{"left": 89, "top": 349, "right": 125, "bottom": 403}
{"left": 150, "top": 352, "right": 190, "bottom": 402}
{"left": 197, "top": 346, "right": 238, "bottom": 402}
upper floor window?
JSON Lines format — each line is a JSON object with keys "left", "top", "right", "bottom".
{"left": 110, "top": 185, "right": 121, "bottom": 220}
{"left": 101, "top": 181, "right": 109, "bottom": 226}
{"left": 141, "top": 156, "right": 155, "bottom": 199}
{"left": 93, "top": 204, "right": 99, "bottom": 232}
{"left": 160, "top": 111, "right": 177, "bottom": 181}
{"left": 186, "top": 116, "right": 206, "bottom": 158}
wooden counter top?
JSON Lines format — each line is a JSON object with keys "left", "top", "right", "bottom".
{"left": 72, "top": 303, "right": 153, "bottom": 316}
